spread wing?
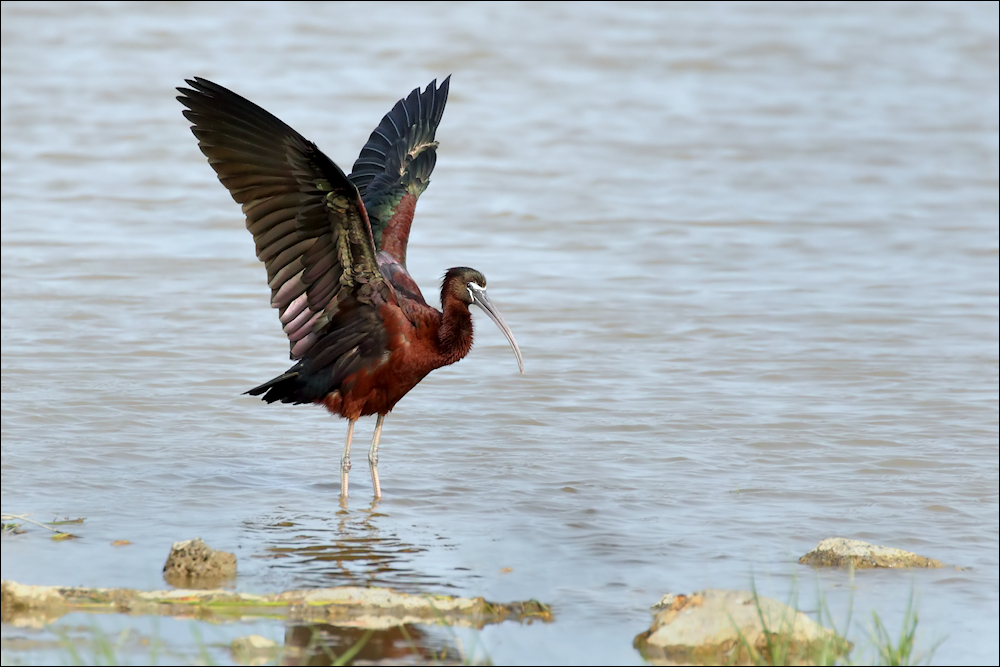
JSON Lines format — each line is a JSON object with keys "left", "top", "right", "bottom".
{"left": 348, "top": 77, "right": 450, "bottom": 267}
{"left": 177, "top": 78, "right": 394, "bottom": 386}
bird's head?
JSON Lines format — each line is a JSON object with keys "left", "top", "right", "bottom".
{"left": 442, "top": 267, "right": 524, "bottom": 373}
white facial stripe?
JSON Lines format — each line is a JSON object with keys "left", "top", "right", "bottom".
{"left": 467, "top": 282, "right": 485, "bottom": 301}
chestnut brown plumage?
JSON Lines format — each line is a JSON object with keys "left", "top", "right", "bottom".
{"left": 177, "top": 77, "right": 523, "bottom": 499}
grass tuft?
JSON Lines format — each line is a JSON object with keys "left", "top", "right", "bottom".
{"left": 868, "top": 591, "right": 943, "bottom": 666}
{"left": 728, "top": 573, "right": 944, "bottom": 666}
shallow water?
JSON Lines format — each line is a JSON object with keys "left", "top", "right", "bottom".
{"left": 2, "top": 1, "right": 998, "bottom": 664}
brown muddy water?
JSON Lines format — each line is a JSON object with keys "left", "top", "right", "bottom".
{"left": 2, "top": 2, "right": 998, "bottom": 664}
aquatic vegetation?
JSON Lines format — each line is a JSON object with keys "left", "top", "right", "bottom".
{"left": 731, "top": 581, "right": 942, "bottom": 666}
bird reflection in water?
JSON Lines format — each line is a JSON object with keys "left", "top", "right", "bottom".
{"left": 280, "top": 623, "right": 469, "bottom": 666}
{"left": 251, "top": 504, "right": 453, "bottom": 591}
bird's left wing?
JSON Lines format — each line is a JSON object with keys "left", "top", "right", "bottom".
{"left": 177, "top": 77, "right": 393, "bottom": 366}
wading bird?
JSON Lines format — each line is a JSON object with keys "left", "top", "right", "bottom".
{"left": 177, "top": 77, "right": 523, "bottom": 499}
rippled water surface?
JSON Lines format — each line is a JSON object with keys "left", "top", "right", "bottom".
{"left": 2, "top": 2, "right": 998, "bottom": 664}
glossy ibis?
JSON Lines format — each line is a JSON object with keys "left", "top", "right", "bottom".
{"left": 177, "top": 77, "right": 523, "bottom": 499}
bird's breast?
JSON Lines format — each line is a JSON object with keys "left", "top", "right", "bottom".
{"left": 327, "top": 304, "right": 442, "bottom": 418}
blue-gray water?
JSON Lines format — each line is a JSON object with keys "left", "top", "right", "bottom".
{"left": 2, "top": 2, "right": 997, "bottom": 664}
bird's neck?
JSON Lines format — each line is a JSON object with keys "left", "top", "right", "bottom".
{"left": 437, "top": 295, "right": 474, "bottom": 365}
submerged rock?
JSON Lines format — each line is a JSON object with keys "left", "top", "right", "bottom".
{"left": 163, "top": 538, "right": 237, "bottom": 587}
{"left": 232, "top": 634, "right": 276, "bottom": 650}
{"left": 0, "top": 579, "right": 552, "bottom": 629}
{"left": 231, "top": 635, "right": 278, "bottom": 666}
{"left": 799, "top": 537, "right": 944, "bottom": 569}
{"left": 634, "top": 589, "right": 849, "bottom": 666}
{"left": 0, "top": 581, "right": 64, "bottom": 628}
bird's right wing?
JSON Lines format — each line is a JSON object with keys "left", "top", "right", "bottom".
{"left": 177, "top": 78, "right": 394, "bottom": 381}
{"left": 348, "top": 77, "right": 450, "bottom": 268}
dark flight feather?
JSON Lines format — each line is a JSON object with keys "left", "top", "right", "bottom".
{"left": 348, "top": 77, "right": 450, "bottom": 266}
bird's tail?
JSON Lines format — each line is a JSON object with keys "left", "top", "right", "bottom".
{"left": 246, "top": 365, "right": 306, "bottom": 404}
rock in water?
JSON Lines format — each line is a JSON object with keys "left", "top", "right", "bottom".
{"left": 634, "top": 589, "right": 849, "bottom": 666}
{"left": 799, "top": 537, "right": 945, "bottom": 569}
{"left": 0, "top": 579, "right": 552, "bottom": 629}
{"left": 163, "top": 538, "right": 236, "bottom": 587}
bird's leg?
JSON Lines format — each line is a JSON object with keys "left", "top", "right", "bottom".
{"left": 368, "top": 413, "right": 386, "bottom": 499}
{"left": 340, "top": 418, "right": 356, "bottom": 498}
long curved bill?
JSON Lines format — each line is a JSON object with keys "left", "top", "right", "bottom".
{"left": 469, "top": 285, "right": 525, "bottom": 374}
